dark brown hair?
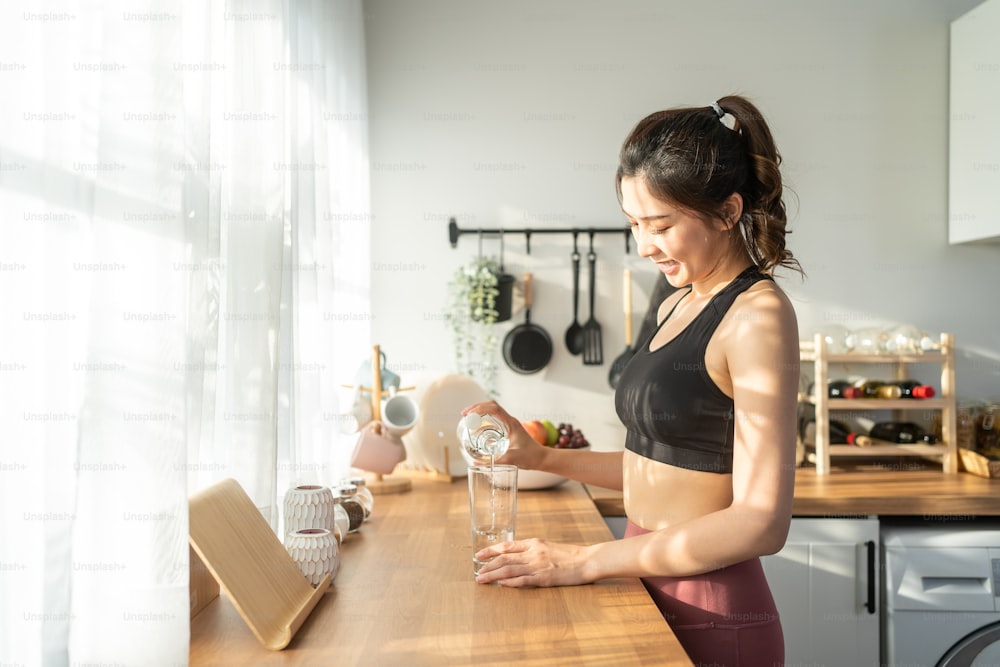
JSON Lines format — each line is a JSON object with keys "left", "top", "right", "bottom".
{"left": 615, "top": 95, "right": 802, "bottom": 276}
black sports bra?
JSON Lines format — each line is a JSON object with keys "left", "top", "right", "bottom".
{"left": 613, "top": 266, "right": 772, "bottom": 474}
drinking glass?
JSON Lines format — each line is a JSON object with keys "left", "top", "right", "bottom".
{"left": 467, "top": 464, "right": 517, "bottom": 576}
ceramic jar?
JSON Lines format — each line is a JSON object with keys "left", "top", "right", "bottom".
{"left": 283, "top": 484, "right": 336, "bottom": 539}
{"left": 285, "top": 528, "right": 339, "bottom": 587}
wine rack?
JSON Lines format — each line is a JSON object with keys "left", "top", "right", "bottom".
{"left": 800, "top": 332, "right": 958, "bottom": 475}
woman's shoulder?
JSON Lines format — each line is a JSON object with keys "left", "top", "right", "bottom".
{"left": 729, "top": 278, "right": 798, "bottom": 337}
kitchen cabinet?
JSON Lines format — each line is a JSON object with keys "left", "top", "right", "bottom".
{"left": 761, "top": 517, "right": 880, "bottom": 667}
{"left": 801, "top": 332, "right": 958, "bottom": 475}
{"left": 949, "top": 0, "right": 1000, "bottom": 244}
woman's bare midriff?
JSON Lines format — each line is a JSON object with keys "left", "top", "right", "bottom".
{"left": 623, "top": 449, "right": 734, "bottom": 530}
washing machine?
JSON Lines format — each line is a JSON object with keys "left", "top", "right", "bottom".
{"left": 883, "top": 520, "right": 1000, "bottom": 666}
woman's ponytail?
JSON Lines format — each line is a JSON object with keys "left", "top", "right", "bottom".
{"left": 715, "top": 95, "right": 801, "bottom": 276}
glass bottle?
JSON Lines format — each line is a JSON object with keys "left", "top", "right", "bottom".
{"left": 854, "top": 379, "right": 902, "bottom": 399}
{"left": 883, "top": 324, "right": 936, "bottom": 354}
{"left": 819, "top": 324, "right": 850, "bottom": 354}
{"left": 956, "top": 402, "right": 979, "bottom": 450}
{"left": 807, "top": 379, "right": 862, "bottom": 398}
{"left": 331, "top": 502, "right": 350, "bottom": 544}
{"left": 845, "top": 327, "right": 886, "bottom": 355}
{"left": 829, "top": 379, "right": 862, "bottom": 398}
{"left": 344, "top": 476, "right": 374, "bottom": 521}
{"left": 335, "top": 484, "right": 365, "bottom": 534}
{"left": 895, "top": 380, "right": 936, "bottom": 399}
{"left": 457, "top": 413, "right": 509, "bottom": 464}
{"left": 977, "top": 404, "right": 999, "bottom": 450}
{"left": 870, "top": 421, "right": 938, "bottom": 444}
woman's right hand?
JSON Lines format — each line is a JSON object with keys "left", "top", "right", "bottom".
{"left": 461, "top": 400, "right": 548, "bottom": 471}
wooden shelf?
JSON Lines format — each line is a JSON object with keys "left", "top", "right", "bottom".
{"left": 800, "top": 351, "right": 948, "bottom": 364}
{"left": 802, "top": 332, "right": 958, "bottom": 475}
{"left": 826, "top": 443, "right": 946, "bottom": 457}
{"left": 807, "top": 398, "right": 949, "bottom": 410}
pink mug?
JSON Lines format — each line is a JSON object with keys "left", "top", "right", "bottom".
{"left": 350, "top": 421, "right": 407, "bottom": 474}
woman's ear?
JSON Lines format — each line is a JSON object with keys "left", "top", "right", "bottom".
{"left": 720, "top": 192, "right": 744, "bottom": 230}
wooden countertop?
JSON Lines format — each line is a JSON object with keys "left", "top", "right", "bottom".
{"left": 587, "top": 465, "right": 1000, "bottom": 518}
{"left": 190, "top": 477, "right": 692, "bottom": 666}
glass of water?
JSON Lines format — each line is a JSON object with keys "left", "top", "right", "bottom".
{"left": 467, "top": 464, "right": 517, "bottom": 576}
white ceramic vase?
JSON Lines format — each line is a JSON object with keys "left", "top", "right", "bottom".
{"left": 283, "top": 484, "right": 336, "bottom": 539}
{"left": 285, "top": 528, "right": 339, "bottom": 587}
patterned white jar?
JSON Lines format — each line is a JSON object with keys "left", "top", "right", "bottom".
{"left": 285, "top": 528, "right": 339, "bottom": 587}
{"left": 283, "top": 484, "right": 335, "bottom": 539}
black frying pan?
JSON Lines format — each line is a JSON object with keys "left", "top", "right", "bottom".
{"left": 502, "top": 272, "right": 552, "bottom": 374}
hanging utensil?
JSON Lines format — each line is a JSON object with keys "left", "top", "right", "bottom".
{"left": 502, "top": 272, "right": 553, "bottom": 374}
{"left": 495, "top": 230, "right": 515, "bottom": 322}
{"left": 564, "top": 232, "right": 583, "bottom": 355}
{"left": 582, "top": 232, "right": 603, "bottom": 366}
{"left": 608, "top": 269, "right": 635, "bottom": 388}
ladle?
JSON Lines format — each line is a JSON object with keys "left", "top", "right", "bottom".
{"left": 564, "top": 232, "right": 584, "bottom": 355}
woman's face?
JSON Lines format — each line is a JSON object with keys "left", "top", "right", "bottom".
{"left": 620, "top": 176, "right": 734, "bottom": 289}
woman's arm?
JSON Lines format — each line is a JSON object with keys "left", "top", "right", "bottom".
{"left": 474, "top": 286, "right": 799, "bottom": 585}
{"left": 461, "top": 400, "right": 625, "bottom": 490}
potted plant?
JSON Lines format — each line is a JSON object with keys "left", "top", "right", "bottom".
{"left": 446, "top": 256, "right": 503, "bottom": 396}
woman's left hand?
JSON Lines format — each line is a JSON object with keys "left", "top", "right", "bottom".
{"left": 474, "top": 538, "right": 594, "bottom": 587}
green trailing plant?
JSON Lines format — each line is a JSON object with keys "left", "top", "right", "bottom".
{"left": 446, "top": 256, "right": 501, "bottom": 396}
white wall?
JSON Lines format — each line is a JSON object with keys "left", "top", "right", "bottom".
{"left": 363, "top": 0, "right": 999, "bottom": 454}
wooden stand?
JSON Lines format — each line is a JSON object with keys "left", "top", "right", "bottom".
{"left": 366, "top": 344, "right": 412, "bottom": 495}
{"left": 801, "top": 332, "right": 958, "bottom": 475}
{"left": 395, "top": 451, "right": 459, "bottom": 484}
{"left": 188, "top": 478, "right": 330, "bottom": 650}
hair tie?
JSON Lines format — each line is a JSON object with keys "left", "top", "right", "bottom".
{"left": 711, "top": 102, "right": 724, "bottom": 119}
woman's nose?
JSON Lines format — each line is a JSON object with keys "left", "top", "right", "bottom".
{"left": 634, "top": 230, "right": 658, "bottom": 258}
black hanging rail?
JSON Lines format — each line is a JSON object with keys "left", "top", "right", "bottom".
{"left": 448, "top": 217, "right": 632, "bottom": 254}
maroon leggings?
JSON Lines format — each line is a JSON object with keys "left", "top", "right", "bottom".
{"left": 625, "top": 521, "right": 784, "bottom": 667}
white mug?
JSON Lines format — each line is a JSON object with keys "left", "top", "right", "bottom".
{"left": 382, "top": 392, "right": 419, "bottom": 439}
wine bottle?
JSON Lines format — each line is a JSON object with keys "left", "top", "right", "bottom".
{"left": 847, "top": 432, "right": 877, "bottom": 447}
{"left": 895, "top": 380, "right": 936, "bottom": 399}
{"left": 809, "top": 379, "right": 863, "bottom": 399}
{"left": 869, "top": 421, "right": 938, "bottom": 444}
{"left": 853, "top": 379, "right": 902, "bottom": 400}
{"left": 829, "top": 379, "right": 862, "bottom": 398}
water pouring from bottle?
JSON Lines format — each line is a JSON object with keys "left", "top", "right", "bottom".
{"left": 459, "top": 413, "right": 510, "bottom": 470}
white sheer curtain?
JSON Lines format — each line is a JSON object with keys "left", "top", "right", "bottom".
{"left": 0, "top": 0, "right": 370, "bottom": 664}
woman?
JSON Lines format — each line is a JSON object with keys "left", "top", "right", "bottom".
{"left": 463, "top": 95, "right": 802, "bottom": 667}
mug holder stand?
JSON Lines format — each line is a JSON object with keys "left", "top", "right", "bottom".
{"left": 358, "top": 344, "right": 413, "bottom": 495}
